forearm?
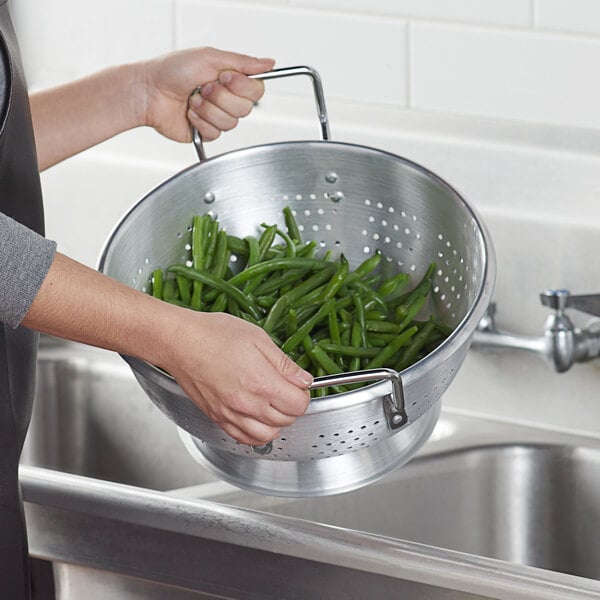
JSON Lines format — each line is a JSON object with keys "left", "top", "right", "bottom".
{"left": 22, "top": 252, "right": 178, "bottom": 368}
{"left": 30, "top": 63, "right": 146, "bottom": 171}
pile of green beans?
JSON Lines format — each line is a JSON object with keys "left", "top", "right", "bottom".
{"left": 150, "top": 207, "right": 452, "bottom": 394}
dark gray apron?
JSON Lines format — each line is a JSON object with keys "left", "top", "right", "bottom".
{"left": 0, "top": 2, "right": 46, "bottom": 598}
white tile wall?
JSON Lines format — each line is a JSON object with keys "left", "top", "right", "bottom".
{"left": 12, "top": 0, "right": 174, "bottom": 88}
{"left": 535, "top": 0, "right": 600, "bottom": 36}
{"left": 292, "top": 0, "right": 533, "bottom": 28}
{"left": 410, "top": 22, "right": 600, "bottom": 130}
{"left": 175, "top": 1, "right": 408, "bottom": 107}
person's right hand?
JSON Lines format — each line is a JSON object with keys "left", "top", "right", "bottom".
{"left": 157, "top": 310, "right": 313, "bottom": 446}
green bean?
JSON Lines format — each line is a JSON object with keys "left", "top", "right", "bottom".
{"left": 378, "top": 273, "right": 411, "bottom": 301}
{"left": 364, "top": 325, "right": 418, "bottom": 370}
{"left": 350, "top": 293, "right": 367, "bottom": 371}
{"left": 228, "top": 257, "right": 329, "bottom": 288}
{"left": 296, "top": 352, "right": 311, "bottom": 370}
{"left": 162, "top": 278, "right": 179, "bottom": 302}
{"left": 245, "top": 235, "right": 260, "bottom": 268}
{"left": 168, "top": 265, "right": 262, "bottom": 320}
{"left": 365, "top": 320, "right": 401, "bottom": 333}
{"left": 310, "top": 344, "right": 344, "bottom": 376}
{"left": 211, "top": 230, "right": 230, "bottom": 279}
{"left": 258, "top": 224, "right": 278, "bottom": 260}
{"left": 252, "top": 268, "right": 312, "bottom": 296}
{"left": 319, "top": 255, "right": 349, "bottom": 302}
{"left": 209, "top": 292, "right": 228, "bottom": 313}
{"left": 203, "top": 219, "right": 219, "bottom": 272}
{"left": 151, "top": 269, "right": 163, "bottom": 299}
{"left": 397, "top": 262, "right": 436, "bottom": 308}
{"left": 256, "top": 295, "right": 277, "bottom": 309}
{"left": 328, "top": 308, "right": 342, "bottom": 346}
{"left": 432, "top": 318, "right": 453, "bottom": 337}
{"left": 283, "top": 206, "right": 302, "bottom": 244}
{"left": 270, "top": 225, "right": 296, "bottom": 258}
{"left": 175, "top": 274, "right": 191, "bottom": 305}
{"left": 396, "top": 293, "right": 427, "bottom": 332}
{"left": 394, "top": 318, "right": 438, "bottom": 372}
{"left": 364, "top": 310, "right": 388, "bottom": 321}
{"left": 346, "top": 250, "right": 382, "bottom": 283}
{"left": 317, "top": 342, "right": 380, "bottom": 358}
{"left": 302, "top": 337, "right": 346, "bottom": 395}
{"left": 347, "top": 278, "right": 387, "bottom": 311}
{"left": 190, "top": 216, "right": 208, "bottom": 310}
{"left": 296, "top": 240, "right": 316, "bottom": 258}
{"left": 262, "top": 296, "right": 290, "bottom": 334}
{"left": 281, "top": 298, "right": 335, "bottom": 354}
{"left": 226, "top": 235, "right": 249, "bottom": 257}
{"left": 287, "top": 309, "right": 299, "bottom": 340}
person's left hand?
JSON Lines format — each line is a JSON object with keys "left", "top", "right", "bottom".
{"left": 137, "top": 46, "right": 274, "bottom": 143}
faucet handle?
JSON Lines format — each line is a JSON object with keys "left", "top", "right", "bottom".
{"left": 540, "top": 289, "right": 600, "bottom": 317}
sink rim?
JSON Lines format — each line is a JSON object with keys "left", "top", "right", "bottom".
{"left": 20, "top": 461, "right": 600, "bottom": 600}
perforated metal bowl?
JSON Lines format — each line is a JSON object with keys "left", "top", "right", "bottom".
{"left": 98, "top": 67, "right": 495, "bottom": 496}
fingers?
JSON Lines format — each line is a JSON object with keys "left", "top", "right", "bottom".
{"left": 220, "top": 420, "right": 282, "bottom": 448}
{"left": 169, "top": 311, "right": 312, "bottom": 446}
{"left": 188, "top": 70, "right": 267, "bottom": 141}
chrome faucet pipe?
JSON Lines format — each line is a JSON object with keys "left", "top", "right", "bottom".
{"left": 471, "top": 290, "right": 600, "bottom": 373}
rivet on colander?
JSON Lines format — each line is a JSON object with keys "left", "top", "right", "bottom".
{"left": 325, "top": 171, "right": 338, "bottom": 183}
{"left": 251, "top": 441, "right": 273, "bottom": 455}
{"left": 203, "top": 192, "right": 216, "bottom": 204}
{"left": 328, "top": 191, "right": 344, "bottom": 203}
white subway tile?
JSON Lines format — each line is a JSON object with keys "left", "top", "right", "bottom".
{"left": 292, "top": 0, "right": 533, "bottom": 27}
{"left": 411, "top": 22, "right": 600, "bottom": 130}
{"left": 176, "top": 1, "right": 408, "bottom": 108}
{"left": 12, "top": 0, "right": 174, "bottom": 88}
{"left": 536, "top": 0, "right": 600, "bottom": 36}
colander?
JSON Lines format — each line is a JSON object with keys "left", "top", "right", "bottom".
{"left": 98, "top": 66, "right": 495, "bottom": 497}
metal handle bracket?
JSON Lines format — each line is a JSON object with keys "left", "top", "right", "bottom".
{"left": 311, "top": 368, "right": 408, "bottom": 430}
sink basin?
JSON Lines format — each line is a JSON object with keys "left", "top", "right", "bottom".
{"left": 194, "top": 443, "right": 600, "bottom": 580}
{"left": 20, "top": 337, "right": 600, "bottom": 599}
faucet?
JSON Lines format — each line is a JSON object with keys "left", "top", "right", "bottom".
{"left": 471, "top": 290, "right": 600, "bottom": 372}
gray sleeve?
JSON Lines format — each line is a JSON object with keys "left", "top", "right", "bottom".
{"left": 0, "top": 211, "right": 57, "bottom": 328}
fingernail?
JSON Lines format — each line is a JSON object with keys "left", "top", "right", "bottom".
{"left": 219, "top": 71, "right": 233, "bottom": 84}
{"left": 297, "top": 368, "right": 313, "bottom": 388}
{"left": 190, "top": 94, "right": 203, "bottom": 109}
{"left": 200, "top": 82, "right": 214, "bottom": 96}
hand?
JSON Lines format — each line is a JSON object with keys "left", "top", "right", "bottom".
{"left": 160, "top": 311, "right": 312, "bottom": 446}
{"left": 138, "top": 47, "right": 275, "bottom": 143}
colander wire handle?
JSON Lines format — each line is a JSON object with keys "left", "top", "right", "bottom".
{"left": 192, "top": 65, "right": 331, "bottom": 162}
{"left": 311, "top": 368, "right": 408, "bottom": 430}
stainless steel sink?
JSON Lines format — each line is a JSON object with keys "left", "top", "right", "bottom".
{"left": 20, "top": 337, "right": 600, "bottom": 599}
{"left": 194, "top": 443, "right": 600, "bottom": 579}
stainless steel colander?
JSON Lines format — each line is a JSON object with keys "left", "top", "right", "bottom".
{"left": 98, "top": 66, "right": 495, "bottom": 497}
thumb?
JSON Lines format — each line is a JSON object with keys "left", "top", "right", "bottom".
{"left": 259, "top": 337, "right": 313, "bottom": 389}
{"left": 278, "top": 352, "right": 314, "bottom": 389}
{"left": 237, "top": 56, "right": 276, "bottom": 76}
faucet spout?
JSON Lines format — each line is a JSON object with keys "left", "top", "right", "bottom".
{"left": 471, "top": 291, "right": 600, "bottom": 373}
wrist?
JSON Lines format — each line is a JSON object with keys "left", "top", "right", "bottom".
{"left": 122, "top": 61, "right": 150, "bottom": 130}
